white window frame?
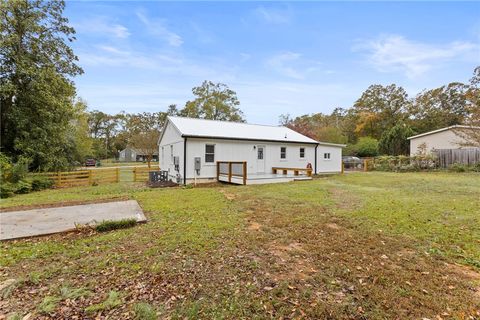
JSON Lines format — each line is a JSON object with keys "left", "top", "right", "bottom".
{"left": 299, "top": 147, "right": 305, "bottom": 159}
{"left": 205, "top": 144, "right": 215, "bottom": 164}
{"left": 323, "top": 152, "right": 331, "bottom": 160}
{"left": 280, "top": 147, "right": 287, "bottom": 160}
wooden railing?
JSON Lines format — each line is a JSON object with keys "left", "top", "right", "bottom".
{"left": 272, "top": 167, "right": 312, "bottom": 177}
{"left": 217, "top": 161, "right": 247, "bottom": 185}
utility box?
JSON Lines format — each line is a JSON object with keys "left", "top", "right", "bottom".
{"left": 194, "top": 157, "right": 201, "bottom": 174}
{"left": 173, "top": 156, "right": 180, "bottom": 171}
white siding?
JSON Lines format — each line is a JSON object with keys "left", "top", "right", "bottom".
{"left": 316, "top": 145, "right": 343, "bottom": 173}
{"left": 409, "top": 129, "right": 467, "bottom": 155}
{"left": 158, "top": 122, "right": 184, "bottom": 182}
{"left": 185, "top": 138, "right": 316, "bottom": 180}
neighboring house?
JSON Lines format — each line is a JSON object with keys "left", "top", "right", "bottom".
{"left": 158, "top": 116, "right": 345, "bottom": 184}
{"left": 119, "top": 147, "right": 159, "bottom": 162}
{"left": 407, "top": 125, "right": 480, "bottom": 156}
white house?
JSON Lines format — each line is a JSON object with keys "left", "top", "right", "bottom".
{"left": 407, "top": 125, "right": 480, "bottom": 156}
{"left": 158, "top": 116, "right": 345, "bottom": 185}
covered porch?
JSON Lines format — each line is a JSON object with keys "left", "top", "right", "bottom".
{"left": 217, "top": 161, "right": 312, "bottom": 185}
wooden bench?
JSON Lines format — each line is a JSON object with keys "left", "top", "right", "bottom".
{"left": 272, "top": 167, "right": 312, "bottom": 177}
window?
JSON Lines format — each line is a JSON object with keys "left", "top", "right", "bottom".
{"left": 170, "top": 145, "right": 174, "bottom": 162}
{"left": 324, "top": 153, "right": 331, "bottom": 160}
{"left": 300, "top": 147, "right": 305, "bottom": 159}
{"left": 205, "top": 144, "right": 215, "bottom": 163}
{"left": 257, "top": 147, "right": 264, "bottom": 160}
{"left": 280, "top": 147, "right": 287, "bottom": 159}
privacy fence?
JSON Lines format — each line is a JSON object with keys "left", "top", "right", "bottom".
{"left": 360, "top": 148, "right": 480, "bottom": 172}
{"left": 39, "top": 166, "right": 160, "bottom": 188}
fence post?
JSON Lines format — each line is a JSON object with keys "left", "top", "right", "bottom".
{"left": 243, "top": 161, "right": 247, "bottom": 185}
{"left": 133, "top": 168, "right": 137, "bottom": 182}
{"left": 341, "top": 162, "right": 344, "bottom": 174}
{"left": 116, "top": 168, "right": 120, "bottom": 183}
{"left": 364, "top": 159, "right": 368, "bottom": 172}
{"left": 88, "top": 170, "right": 93, "bottom": 185}
{"left": 216, "top": 162, "right": 220, "bottom": 181}
{"left": 57, "top": 172, "right": 61, "bottom": 187}
{"left": 228, "top": 162, "right": 232, "bottom": 183}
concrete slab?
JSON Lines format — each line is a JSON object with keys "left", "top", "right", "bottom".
{"left": 0, "top": 200, "right": 146, "bottom": 240}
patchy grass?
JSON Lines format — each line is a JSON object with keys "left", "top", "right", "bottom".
{"left": 133, "top": 302, "right": 158, "bottom": 320}
{"left": 85, "top": 290, "right": 122, "bottom": 314}
{"left": 95, "top": 218, "right": 137, "bottom": 232}
{"left": 0, "top": 172, "right": 479, "bottom": 319}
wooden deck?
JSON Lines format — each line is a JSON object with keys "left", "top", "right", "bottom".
{"left": 218, "top": 172, "right": 312, "bottom": 185}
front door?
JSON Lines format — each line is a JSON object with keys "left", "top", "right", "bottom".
{"left": 257, "top": 145, "right": 265, "bottom": 173}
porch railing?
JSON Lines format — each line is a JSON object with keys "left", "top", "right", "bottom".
{"left": 217, "top": 161, "right": 247, "bottom": 185}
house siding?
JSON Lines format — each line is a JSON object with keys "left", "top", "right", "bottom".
{"left": 159, "top": 122, "right": 184, "bottom": 182}
{"left": 409, "top": 129, "right": 466, "bottom": 156}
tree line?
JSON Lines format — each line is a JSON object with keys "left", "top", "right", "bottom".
{"left": 280, "top": 67, "right": 480, "bottom": 157}
{"left": 1, "top": 0, "right": 478, "bottom": 173}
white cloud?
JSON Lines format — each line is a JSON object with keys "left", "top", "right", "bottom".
{"left": 136, "top": 10, "right": 183, "bottom": 47}
{"left": 253, "top": 6, "right": 291, "bottom": 24}
{"left": 356, "top": 34, "right": 478, "bottom": 78}
{"left": 73, "top": 17, "right": 130, "bottom": 39}
{"left": 266, "top": 52, "right": 321, "bottom": 79}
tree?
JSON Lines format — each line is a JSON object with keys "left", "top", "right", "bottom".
{"left": 353, "top": 84, "right": 410, "bottom": 139}
{"left": 88, "top": 111, "right": 125, "bottom": 159}
{"left": 453, "top": 66, "right": 480, "bottom": 147}
{"left": 410, "top": 82, "right": 471, "bottom": 133}
{"left": 180, "top": 81, "right": 245, "bottom": 122}
{"left": 0, "top": 0, "right": 83, "bottom": 170}
{"left": 378, "top": 122, "right": 415, "bottom": 155}
{"left": 67, "top": 99, "right": 93, "bottom": 163}
{"left": 349, "top": 137, "right": 379, "bottom": 157}
{"left": 129, "top": 130, "right": 159, "bottom": 168}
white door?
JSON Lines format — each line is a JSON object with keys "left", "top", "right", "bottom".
{"left": 257, "top": 145, "right": 265, "bottom": 173}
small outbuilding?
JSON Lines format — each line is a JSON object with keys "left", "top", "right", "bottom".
{"left": 158, "top": 116, "right": 345, "bottom": 185}
{"left": 407, "top": 125, "right": 479, "bottom": 155}
{"left": 119, "top": 147, "right": 158, "bottom": 162}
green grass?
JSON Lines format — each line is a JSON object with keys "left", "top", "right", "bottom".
{"left": 85, "top": 290, "right": 122, "bottom": 313}
{"left": 95, "top": 218, "right": 137, "bottom": 232}
{"left": 1, "top": 172, "right": 479, "bottom": 319}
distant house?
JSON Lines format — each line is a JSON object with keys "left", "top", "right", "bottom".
{"left": 407, "top": 125, "right": 480, "bottom": 156}
{"left": 158, "top": 116, "right": 345, "bottom": 185}
{"left": 118, "top": 147, "right": 158, "bottom": 162}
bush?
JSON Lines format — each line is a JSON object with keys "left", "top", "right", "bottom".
{"left": 30, "top": 176, "right": 54, "bottom": 191}
{"left": 449, "top": 163, "right": 468, "bottom": 172}
{"left": 355, "top": 137, "right": 379, "bottom": 157}
{"left": 134, "top": 302, "right": 157, "bottom": 320}
{"left": 14, "top": 180, "right": 32, "bottom": 194}
{"left": 0, "top": 183, "right": 17, "bottom": 198}
{"left": 95, "top": 219, "right": 137, "bottom": 232}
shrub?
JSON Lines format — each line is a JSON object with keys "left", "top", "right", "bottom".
{"left": 449, "top": 163, "right": 468, "bottom": 172}
{"left": 10, "top": 157, "right": 31, "bottom": 183}
{"left": 13, "top": 180, "right": 32, "bottom": 194}
{"left": 95, "top": 219, "right": 137, "bottom": 232}
{"left": 355, "top": 137, "right": 379, "bottom": 157}
{"left": 30, "top": 176, "right": 54, "bottom": 191}
{"left": 0, "top": 183, "right": 17, "bottom": 198}
{"left": 85, "top": 290, "right": 122, "bottom": 313}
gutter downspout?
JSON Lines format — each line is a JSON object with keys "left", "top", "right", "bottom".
{"left": 183, "top": 137, "right": 187, "bottom": 185}
{"left": 314, "top": 144, "right": 318, "bottom": 175}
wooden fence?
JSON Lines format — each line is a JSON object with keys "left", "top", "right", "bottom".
{"left": 217, "top": 161, "right": 247, "bottom": 185}
{"left": 40, "top": 166, "right": 161, "bottom": 187}
{"left": 433, "top": 148, "right": 480, "bottom": 168}
{"left": 133, "top": 167, "right": 161, "bottom": 182}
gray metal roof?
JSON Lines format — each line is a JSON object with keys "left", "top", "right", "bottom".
{"left": 168, "top": 116, "right": 319, "bottom": 144}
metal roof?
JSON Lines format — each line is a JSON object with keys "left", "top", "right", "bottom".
{"left": 407, "top": 125, "right": 480, "bottom": 140}
{"left": 167, "top": 116, "right": 320, "bottom": 144}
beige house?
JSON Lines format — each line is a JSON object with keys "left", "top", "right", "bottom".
{"left": 407, "top": 125, "right": 479, "bottom": 155}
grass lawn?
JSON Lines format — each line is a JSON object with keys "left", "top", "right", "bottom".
{"left": 0, "top": 172, "right": 479, "bottom": 319}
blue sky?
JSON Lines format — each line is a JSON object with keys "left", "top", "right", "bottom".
{"left": 66, "top": 1, "right": 480, "bottom": 124}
